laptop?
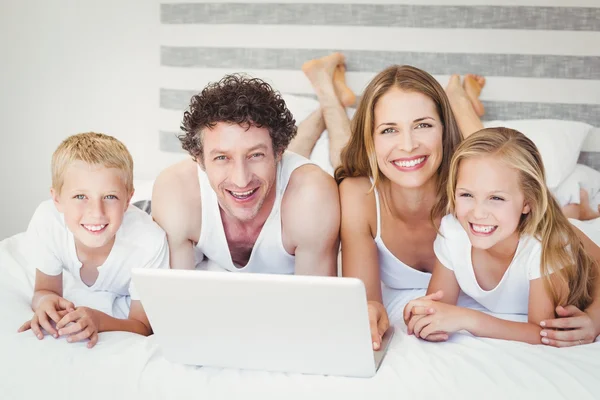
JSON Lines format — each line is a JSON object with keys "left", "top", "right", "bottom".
{"left": 132, "top": 268, "right": 394, "bottom": 378}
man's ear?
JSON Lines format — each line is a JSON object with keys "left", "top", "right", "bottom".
{"left": 275, "top": 151, "right": 283, "bottom": 163}
{"left": 196, "top": 156, "right": 206, "bottom": 171}
{"left": 51, "top": 188, "right": 63, "bottom": 213}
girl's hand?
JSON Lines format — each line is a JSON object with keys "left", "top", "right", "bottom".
{"left": 403, "top": 290, "right": 444, "bottom": 326}
{"left": 409, "top": 302, "right": 467, "bottom": 341}
{"left": 539, "top": 305, "right": 599, "bottom": 347}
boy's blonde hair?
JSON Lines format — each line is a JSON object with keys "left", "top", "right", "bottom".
{"left": 51, "top": 132, "right": 134, "bottom": 194}
{"left": 447, "top": 127, "right": 597, "bottom": 312}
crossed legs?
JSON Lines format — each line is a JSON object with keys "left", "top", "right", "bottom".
{"left": 288, "top": 53, "right": 356, "bottom": 169}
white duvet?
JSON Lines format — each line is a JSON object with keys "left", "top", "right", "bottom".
{"left": 1, "top": 225, "right": 600, "bottom": 400}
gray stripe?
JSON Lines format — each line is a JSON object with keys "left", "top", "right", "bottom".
{"left": 161, "top": 4, "right": 600, "bottom": 31}
{"left": 161, "top": 88, "right": 600, "bottom": 127}
{"left": 159, "top": 130, "right": 185, "bottom": 153}
{"left": 578, "top": 152, "right": 600, "bottom": 172}
{"left": 159, "top": 129, "right": 600, "bottom": 172}
{"left": 161, "top": 47, "right": 600, "bottom": 80}
{"left": 161, "top": 88, "right": 317, "bottom": 111}
{"left": 481, "top": 102, "right": 600, "bottom": 128}
{"left": 160, "top": 88, "right": 195, "bottom": 111}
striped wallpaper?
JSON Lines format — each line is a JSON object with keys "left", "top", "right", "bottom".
{"left": 158, "top": 0, "right": 600, "bottom": 171}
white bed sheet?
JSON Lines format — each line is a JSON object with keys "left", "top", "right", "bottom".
{"left": 1, "top": 227, "right": 600, "bottom": 400}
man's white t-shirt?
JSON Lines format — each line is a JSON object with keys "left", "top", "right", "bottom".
{"left": 26, "top": 199, "right": 169, "bottom": 303}
{"left": 434, "top": 214, "right": 543, "bottom": 315}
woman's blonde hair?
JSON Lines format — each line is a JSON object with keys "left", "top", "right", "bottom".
{"left": 447, "top": 127, "right": 597, "bottom": 310}
{"left": 52, "top": 132, "right": 134, "bottom": 194}
{"left": 334, "top": 65, "right": 462, "bottom": 221}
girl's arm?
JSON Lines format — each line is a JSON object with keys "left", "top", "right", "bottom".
{"left": 404, "top": 259, "right": 461, "bottom": 340}
{"left": 452, "top": 277, "right": 554, "bottom": 344}
{"left": 411, "top": 270, "right": 553, "bottom": 345}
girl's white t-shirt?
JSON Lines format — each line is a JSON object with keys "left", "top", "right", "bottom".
{"left": 434, "top": 214, "right": 543, "bottom": 315}
{"left": 26, "top": 199, "right": 169, "bottom": 301}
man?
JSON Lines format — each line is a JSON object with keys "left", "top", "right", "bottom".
{"left": 152, "top": 74, "right": 339, "bottom": 276}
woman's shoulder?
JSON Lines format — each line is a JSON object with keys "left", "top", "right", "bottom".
{"left": 339, "top": 176, "right": 376, "bottom": 204}
{"left": 338, "top": 177, "right": 377, "bottom": 231}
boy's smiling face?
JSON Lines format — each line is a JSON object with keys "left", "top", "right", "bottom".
{"left": 51, "top": 160, "right": 133, "bottom": 254}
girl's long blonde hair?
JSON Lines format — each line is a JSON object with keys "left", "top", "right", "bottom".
{"left": 334, "top": 65, "right": 462, "bottom": 221}
{"left": 447, "top": 127, "right": 597, "bottom": 310}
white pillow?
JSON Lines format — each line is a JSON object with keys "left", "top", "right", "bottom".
{"left": 552, "top": 163, "right": 600, "bottom": 209}
{"left": 482, "top": 119, "right": 593, "bottom": 189}
{"left": 131, "top": 179, "right": 155, "bottom": 203}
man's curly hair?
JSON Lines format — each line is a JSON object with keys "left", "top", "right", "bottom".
{"left": 179, "top": 74, "right": 297, "bottom": 162}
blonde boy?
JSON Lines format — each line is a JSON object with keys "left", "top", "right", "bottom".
{"left": 18, "top": 132, "right": 169, "bottom": 348}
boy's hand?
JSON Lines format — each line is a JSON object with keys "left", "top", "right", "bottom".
{"left": 18, "top": 294, "right": 75, "bottom": 339}
{"left": 56, "top": 307, "right": 100, "bottom": 348}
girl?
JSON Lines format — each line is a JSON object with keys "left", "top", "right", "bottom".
{"left": 404, "top": 127, "right": 599, "bottom": 344}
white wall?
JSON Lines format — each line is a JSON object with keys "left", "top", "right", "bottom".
{"left": 0, "top": 1, "right": 185, "bottom": 240}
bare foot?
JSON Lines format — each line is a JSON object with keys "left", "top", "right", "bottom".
{"left": 302, "top": 52, "right": 355, "bottom": 107}
{"left": 333, "top": 64, "right": 356, "bottom": 107}
{"left": 579, "top": 188, "right": 600, "bottom": 221}
{"left": 445, "top": 74, "right": 473, "bottom": 107}
{"left": 463, "top": 74, "right": 486, "bottom": 117}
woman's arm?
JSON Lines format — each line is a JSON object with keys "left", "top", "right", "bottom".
{"left": 339, "top": 178, "right": 387, "bottom": 349}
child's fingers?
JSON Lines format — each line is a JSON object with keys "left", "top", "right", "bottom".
{"left": 67, "top": 327, "right": 94, "bottom": 344}
{"left": 413, "top": 315, "right": 434, "bottom": 338}
{"left": 30, "top": 317, "right": 44, "bottom": 340}
{"left": 87, "top": 332, "right": 99, "bottom": 349}
{"left": 411, "top": 306, "right": 436, "bottom": 317}
{"left": 421, "top": 325, "right": 447, "bottom": 341}
{"left": 425, "top": 290, "right": 444, "bottom": 301}
{"left": 407, "top": 314, "right": 426, "bottom": 335}
{"left": 17, "top": 320, "right": 32, "bottom": 333}
{"left": 47, "top": 307, "right": 62, "bottom": 324}
{"left": 58, "top": 297, "right": 75, "bottom": 312}
{"left": 423, "top": 332, "right": 449, "bottom": 342}
{"left": 403, "top": 300, "right": 414, "bottom": 325}
{"left": 37, "top": 313, "right": 58, "bottom": 337}
{"left": 58, "top": 321, "right": 84, "bottom": 336}
{"left": 56, "top": 310, "right": 81, "bottom": 330}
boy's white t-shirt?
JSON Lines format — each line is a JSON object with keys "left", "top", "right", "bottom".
{"left": 434, "top": 214, "right": 543, "bottom": 315}
{"left": 26, "top": 199, "right": 169, "bottom": 302}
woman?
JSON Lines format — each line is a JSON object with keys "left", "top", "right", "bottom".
{"left": 332, "top": 65, "right": 600, "bottom": 349}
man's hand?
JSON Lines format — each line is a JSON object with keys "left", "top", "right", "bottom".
{"left": 540, "top": 305, "right": 599, "bottom": 347}
{"left": 17, "top": 294, "right": 75, "bottom": 339}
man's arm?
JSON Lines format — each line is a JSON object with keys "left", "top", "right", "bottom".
{"left": 540, "top": 225, "right": 600, "bottom": 346}
{"left": 283, "top": 165, "right": 339, "bottom": 276}
{"left": 151, "top": 162, "right": 200, "bottom": 270}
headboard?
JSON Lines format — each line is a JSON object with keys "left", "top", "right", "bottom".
{"left": 158, "top": 1, "right": 600, "bottom": 171}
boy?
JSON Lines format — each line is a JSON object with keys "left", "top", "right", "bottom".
{"left": 18, "top": 132, "right": 169, "bottom": 348}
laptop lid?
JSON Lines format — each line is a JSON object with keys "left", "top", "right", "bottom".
{"left": 132, "top": 269, "right": 390, "bottom": 378}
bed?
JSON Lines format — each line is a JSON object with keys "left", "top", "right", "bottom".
{"left": 2, "top": 1, "right": 600, "bottom": 399}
